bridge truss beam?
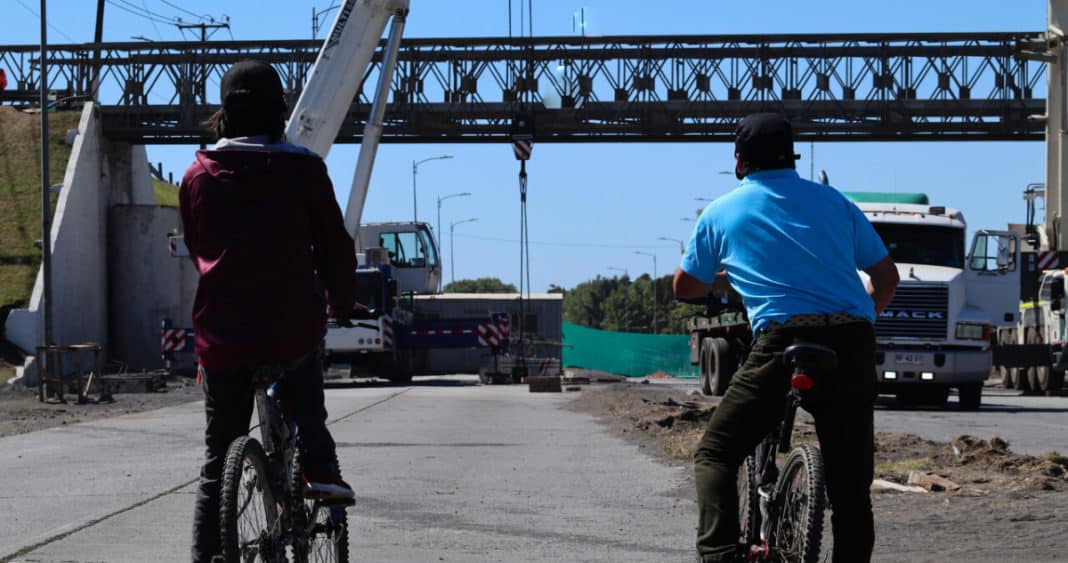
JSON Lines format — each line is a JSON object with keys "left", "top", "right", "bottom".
{"left": 0, "top": 32, "right": 1050, "bottom": 144}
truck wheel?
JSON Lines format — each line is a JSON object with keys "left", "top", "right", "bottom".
{"left": 1000, "top": 366, "right": 1016, "bottom": 390}
{"left": 710, "top": 337, "right": 734, "bottom": 397}
{"left": 1033, "top": 363, "right": 1051, "bottom": 394}
{"left": 924, "top": 386, "right": 950, "bottom": 407}
{"left": 958, "top": 383, "right": 982, "bottom": 411}
{"left": 699, "top": 339, "right": 714, "bottom": 396}
{"left": 894, "top": 390, "right": 917, "bottom": 409}
{"left": 1048, "top": 369, "right": 1065, "bottom": 396}
{"left": 386, "top": 353, "right": 413, "bottom": 385}
{"left": 1024, "top": 328, "right": 1045, "bottom": 395}
{"left": 1014, "top": 367, "right": 1033, "bottom": 393}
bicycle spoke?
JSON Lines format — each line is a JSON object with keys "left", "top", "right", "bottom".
{"left": 305, "top": 501, "right": 348, "bottom": 562}
{"left": 768, "top": 445, "right": 825, "bottom": 563}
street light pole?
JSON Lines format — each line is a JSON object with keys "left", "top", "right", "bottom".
{"left": 608, "top": 266, "right": 629, "bottom": 331}
{"left": 437, "top": 191, "right": 472, "bottom": 290}
{"left": 658, "top": 236, "right": 685, "bottom": 254}
{"left": 634, "top": 251, "right": 657, "bottom": 333}
{"left": 450, "top": 218, "right": 478, "bottom": 283}
{"left": 412, "top": 155, "right": 453, "bottom": 223}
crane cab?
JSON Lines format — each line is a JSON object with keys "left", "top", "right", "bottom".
{"left": 358, "top": 222, "right": 441, "bottom": 294}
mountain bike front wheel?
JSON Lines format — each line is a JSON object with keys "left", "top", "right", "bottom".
{"left": 770, "top": 444, "right": 825, "bottom": 563}
{"left": 220, "top": 436, "right": 281, "bottom": 562}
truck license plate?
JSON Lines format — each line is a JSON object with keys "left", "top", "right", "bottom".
{"left": 896, "top": 353, "right": 923, "bottom": 365}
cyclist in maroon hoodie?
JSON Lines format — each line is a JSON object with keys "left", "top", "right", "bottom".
{"left": 180, "top": 60, "right": 356, "bottom": 563}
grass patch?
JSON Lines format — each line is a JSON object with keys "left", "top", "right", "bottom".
{"left": 875, "top": 457, "right": 935, "bottom": 474}
{"left": 0, "top": 107, "right": 80, "bottom": 313}
{"left": 665, "top": 426, "right": 704, "bottom": 461}
{"left": 153, "top": 178, "right": 179, "bottom": 206}
{"left": 0, "top": 336, "right": 26, "bottom": 382}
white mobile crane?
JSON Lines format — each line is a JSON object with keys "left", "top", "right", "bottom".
{"left": 163, "top": 0, "right": 510, "bottom": 380}
{"left": 284, "top": 0, "right": 507, "bottom": 382}
{"left": 988, "top": 0, "right": 1068, "bottom": 397}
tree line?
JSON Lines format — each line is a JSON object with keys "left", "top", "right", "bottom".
{"left": 444, "top": 275, "right": 702, "bottom": 334}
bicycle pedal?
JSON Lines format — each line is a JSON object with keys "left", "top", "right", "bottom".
{"left": 311, "top": 496, "right": 356, "bottom": 507}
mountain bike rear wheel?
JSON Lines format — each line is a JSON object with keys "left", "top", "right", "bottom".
{"left": 220, "top": 436, "right": 280, "bottom": 562}
{"left": 770, "top": 444, "right": 825, "bottom": 563}
{"left": 305, "top": 500, "right": 350, "bottom": 562}
{"left": 291, "top": 450, "right": 349, "bottom": 563}
{"left": 737, "top": 455, "right": 760, "bottom": 546}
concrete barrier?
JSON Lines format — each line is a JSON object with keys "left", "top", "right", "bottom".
{"left": 5, "top": 104, "right": 165, "bottom": 384}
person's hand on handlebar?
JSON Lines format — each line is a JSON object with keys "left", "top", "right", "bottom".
{"left": 328, "top": 302, "right": 368, "bottom": 328}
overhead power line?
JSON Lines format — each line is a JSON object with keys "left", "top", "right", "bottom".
{"left": 105, "top": 0, "right": 178, "bottom": 26}
{"left": 159, "top": 0, "right": 209, "bottom": 21}
{"left": 14, "top": 0, "right": 76, "bottom": 42}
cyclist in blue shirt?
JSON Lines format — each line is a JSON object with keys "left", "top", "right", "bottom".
{"left": 673, "top": 113, "right": 899, "bottom": 563}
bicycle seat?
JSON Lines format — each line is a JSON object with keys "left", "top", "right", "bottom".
{"left": 249, "top": 362, "right": 286, "bottom": 387}
{"left": 783, "top": 341, "right": 838, "bottom": 371}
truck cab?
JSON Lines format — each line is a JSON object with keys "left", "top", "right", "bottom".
{"left": 848, "top": 193, "right": 1020, "bottom": 409}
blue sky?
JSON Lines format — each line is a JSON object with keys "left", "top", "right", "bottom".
{"left": 6, "top": 0, "right": 1049, "bottom": 291}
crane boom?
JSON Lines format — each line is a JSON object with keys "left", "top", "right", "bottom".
{"left": 284, "top": 0, "right": 410, "bottom": 239}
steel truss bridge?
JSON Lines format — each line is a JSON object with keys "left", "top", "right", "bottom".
{"left": 0, "top": 32, "right": 1052, "bottom": 144}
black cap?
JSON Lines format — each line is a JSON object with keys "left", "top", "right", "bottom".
{"left": 734, "top": 113, "right": 800, "bottom": 167}
{"left": 219, "top": 60, "right": 285, "bottom": 114}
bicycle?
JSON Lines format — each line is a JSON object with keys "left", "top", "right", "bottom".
{"left": 737, "top": 340, "right": 836, "bottom": 563}
{"left": 218, "top": 364, "right": 352, "bottom": 562}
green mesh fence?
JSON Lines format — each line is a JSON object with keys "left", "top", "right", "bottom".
{"left": 562, "top": 322, "right": 698, "bottom": 378}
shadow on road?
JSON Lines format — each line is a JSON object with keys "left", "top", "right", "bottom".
{"left": 324, "top": 374, "right": 480, "bottom": 390}
{"left": 874, "top": 394, "right": 1068, "bottom": 414}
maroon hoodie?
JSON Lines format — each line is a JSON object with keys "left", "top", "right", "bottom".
{"left": 179, "top": 145, "right": 355, "bottom": 371}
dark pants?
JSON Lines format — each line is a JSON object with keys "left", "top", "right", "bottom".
{"left": 190, "top": 349, "right": 339, "bottom": 563}
{"left": 695, "top": 322, "right": 877, "bottom": 563}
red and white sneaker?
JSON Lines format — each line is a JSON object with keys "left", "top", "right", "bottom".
{"left": 303, "top": 471, "right": 355, "bottom": 502}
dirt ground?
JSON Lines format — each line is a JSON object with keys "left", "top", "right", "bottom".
{"left": 0, "top": 374, "right": 202, "bottom": 438}
{"left": 563, "top": 382, "right": 1068, "bottom": 563}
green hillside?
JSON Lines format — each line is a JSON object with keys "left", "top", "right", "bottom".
{"left": 0, "top": 107, "right": 81, "bottom": 315}
{"left": 0, "top": 107, "right": 82, "bottom": 379}
{"left": 154, "top": 178, "right": 179, "bottom": 206}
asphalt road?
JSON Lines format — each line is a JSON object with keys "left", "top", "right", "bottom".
{"left": 0, "top": 377, "right": 694, "bottom": 563}
{"left": 872, "top": 386, "right": 1068, "bottom": 457}
{"left": 2, "top": 376, "right": 1065, "bottom": 563}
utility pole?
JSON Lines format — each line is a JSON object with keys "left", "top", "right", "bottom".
{"left": 634, "top": 251, "right": 658, "bottom": 333}
{"left": 176, "top": 21, "right": 231, "bottom": 42}
{"left": 92, "top": 0, "right": 104, "bottom": 100}
{"left": 40, "top": 0, "right": 53, "bottom": 348}
{"left": 176, "top": 19, "right": 230, "bottom": 150}
{"left": 608, "top": 266, "right": 629, "bottom": 331}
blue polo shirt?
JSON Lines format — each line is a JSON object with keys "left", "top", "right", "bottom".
{"left": 681, "top": 169, "right": 888, "bottom": 332}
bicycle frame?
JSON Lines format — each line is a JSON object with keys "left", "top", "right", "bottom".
{"left": 743, "top": 340, "right": 833, "bottom": 562}
{"left": 249, "top": 374, "right": 306, "bottom": 548}
{"left": 752, "top": 384, "right": 804, "bottom": 545}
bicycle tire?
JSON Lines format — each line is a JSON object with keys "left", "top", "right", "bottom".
{"left": 292, "top": 449, "right": 350, "bottom": 563}
{"left": 770, "top": 444, "right": 825, "bottom": 563}
{"left": 737, "top": 455, "right": 760, "bottom": 546}
{"left": 220, "top": 436, "right": 280, "bottom": 562}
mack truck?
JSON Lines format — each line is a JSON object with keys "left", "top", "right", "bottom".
{"left": 846, "top": 192, "right": 1020, "bottom": 410}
